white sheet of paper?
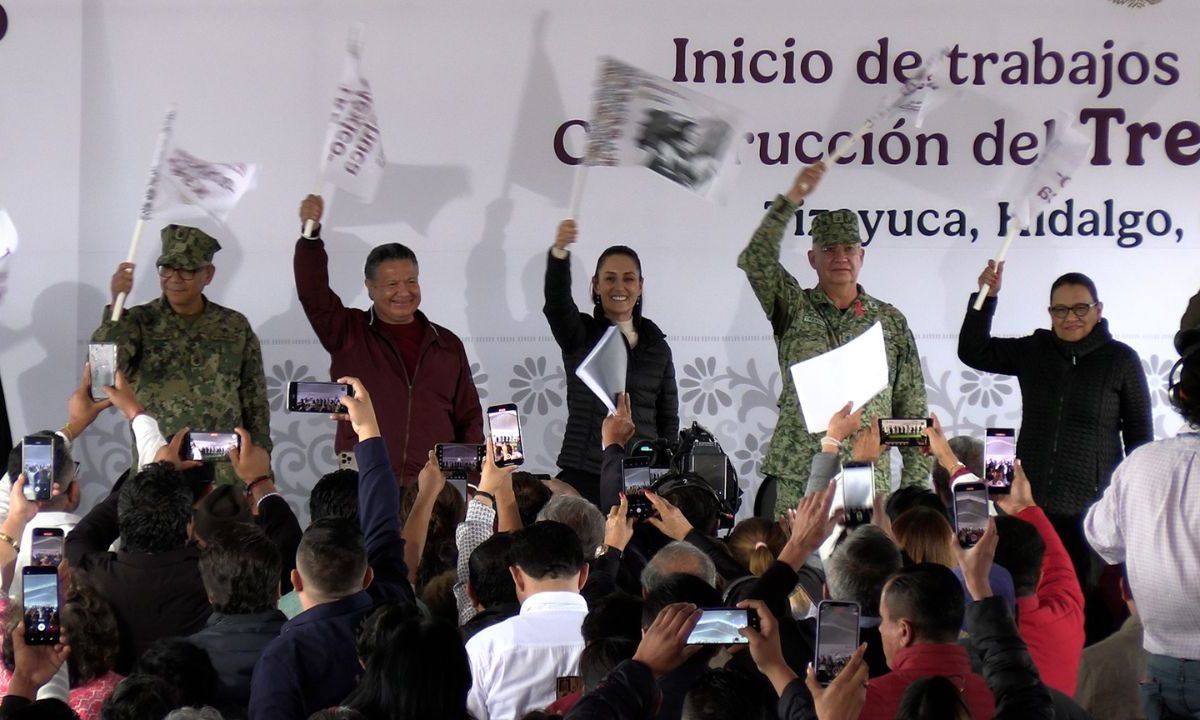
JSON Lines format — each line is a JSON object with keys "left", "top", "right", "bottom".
{"left": 575, "top": 325, "right": 628, "bottom": 414}
{"left": 789, "top": 322, "right": 888, "bottom": 433}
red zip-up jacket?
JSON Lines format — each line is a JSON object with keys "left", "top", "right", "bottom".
{"left": 1014, "top": 506, "right": 1085, "bottom": 696}
{"left": 294, "top": 236, "right": 483, "bottom": 485}
{"left": 858, "top": 643, "right": 995, "bottom": 720}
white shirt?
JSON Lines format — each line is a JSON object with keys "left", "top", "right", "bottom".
{"left": 465, "top": 590, "right": 588, "bottom": 720}
{"left": 1085, "top": 432, "right": 1200, "bottom": 659}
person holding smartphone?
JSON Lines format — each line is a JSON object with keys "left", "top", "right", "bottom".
{"left": 295, "top": 196, "right": 483, "bottom": 486}
{"left": 544, "top": 220, "right": 679, "bottom": 504}
{"left": 959, "top": 265, "right": 1152, "bottom": 610}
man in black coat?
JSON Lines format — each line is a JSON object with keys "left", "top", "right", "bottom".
{"left": 959, "top": 264, "right": 1152, "bottom": 632}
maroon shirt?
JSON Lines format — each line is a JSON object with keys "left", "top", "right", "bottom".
{"left": 294, "top": 235, "right": 484, "bottom": 484}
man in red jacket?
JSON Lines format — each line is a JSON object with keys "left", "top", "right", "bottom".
{"left": 994, "top": 460, "right": 1085, "bottom": 696}
{"left": 293, "top": 196, "right": 483, "bottom": 485}
{"left": 862, "top": 563, "right": 996, "bottom": 720}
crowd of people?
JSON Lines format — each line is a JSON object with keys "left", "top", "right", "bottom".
{"left": 0, "top": 158, "right": 1194, "bottom": 720}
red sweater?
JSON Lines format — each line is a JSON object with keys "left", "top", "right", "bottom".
{"left": 858, "top": 643, "right": 994, "bottom": 720}
{"left": 294, "top": 236, "right": 483, "bottom": 484}
{"left": 1014, "top": 506, "right": 1085, "bottom": 696}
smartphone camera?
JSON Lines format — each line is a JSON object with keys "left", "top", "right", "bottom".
{"left": 621, "top": 457, "right": 653, "bottom": 519}
{"left": 953, "top": 481, "right": 990, "bottom": 549}
{"left": 286, "top": 381, "right": 352, "bottom": 414}
{"left": 30, "top": 528, "right": 64, "bottom": 568}
{"left": 21, "top": 435, "right": 55, "bottom": 502}
{"left": 187, "top": 432, "right": 240, "bottom": 463}
{"left": 840, "top": 462, "right": 874, "bottom": 528}
{"left": 815, "top": 600, "right": 861, "bottom": 686}
{"left": 487, "top": 403, "right": 524, "bottom": 468}
{"left": 984, "top": 428, "right": 1016, "bottom": 494}
{"left": 685, "top": 608, "right": 759, "bottom": 645}
{"left": 88, "top": 343, "right": 118, "bottom": 402}
{"left": 436, "top": 444, "right": 485, "bottom": 473}
{"left": 22, "top": 566, "right": 60, "bottom": 646}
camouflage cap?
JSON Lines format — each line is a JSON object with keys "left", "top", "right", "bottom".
{"left": 156, "top": 225, "right": 221, "bottom": 270}
{"left": 810, "top": 209, "right": 862, "bottom": 247}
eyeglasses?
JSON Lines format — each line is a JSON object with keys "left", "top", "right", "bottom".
{"left": 1048, "top": 303, "right": 1098, "bottom": 319}
{"left": 157, "top": 265, "right": 205, "bottom": 281}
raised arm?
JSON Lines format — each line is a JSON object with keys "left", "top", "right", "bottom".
{"left": 543, "top": 220, "right": 589, "bottom": 353}
{"left": 402, "top": 452, "right": 446, "bottom": 585}
{"left": 92, "top": 266, "right": 144, "bottom": 379}
{"left": 737, "top": 164, "right": 824, "bottom": 335}
{"left": 957, "top": 261, "right": 1030, "bottom": 375}
{"left": 294, "top": 195, "right": 354, "bottom": 353}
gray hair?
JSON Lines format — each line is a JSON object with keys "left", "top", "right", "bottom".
{"left": 825, "top": 525, "right": 902, "bottom": 618}
{"left": 537, "top": 495, "right": 605, "bottom": 559}
{"left": 165, "top": 708, "right": 225, "bottom": 720}
{"left": 641, "top": 541, "right": 718, "bottom": 592}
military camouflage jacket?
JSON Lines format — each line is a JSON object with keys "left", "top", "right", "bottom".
{"left": 92, "top": 296, "right": 272, "bottom": 457}
{"left": 738, "top": 196, "right": 931, "bottom": 508}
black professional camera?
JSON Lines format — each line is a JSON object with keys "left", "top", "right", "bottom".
{"left": 630, "top": 422, "right": 742, "bottom": 520}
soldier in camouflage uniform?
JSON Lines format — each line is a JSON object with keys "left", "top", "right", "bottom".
{"left": 738, "top": 163, "right": 931, "bottom": 512}
{"left": 93, "top": 225, "right": 271, "bottom": 484}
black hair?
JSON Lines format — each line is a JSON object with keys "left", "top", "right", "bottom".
{"left": 355, "top": 602, "right": 422, "bottom": 666}
{"left": 468, "top": 532, "right": 518, "bottom": 609}
{"left": 683, "top": 668, "right": 772, "bottom": 720}
{"left": 61, "top": 575, "right": 120, "bottom": 686}
{"left": 885, "top": 486, "right": 950, "bottom": 523}
{"left": 657, "top": 473, "right": 721, "bottom": 537}
{"left": 581, "top": 638, "right": 637, "bottom": 693}
{"left": 364, "top": 243, "right": 419, "bottom": 280}
{"left": 343, "top": 616, "right": 471, "bottom": 720}
{"left": 418, "top": 569, "right": 460, "bottom": 626}
{"left": 308, "top": 469, "right": 360, "bottom": 524}
{"left": 825, "top": 525, "right": 902, "bottom": 618}
{"left": 6, "top": 432, "right": 72, "bottom": 487}
{"left": 591, "top": 245, "right": 645, "bottom": 322}
{"left": 296, "top": 518, "right": 367, "bottom": 599}
{"left": 509, "top": 521, "right": 585, "bottom": 581}
{"left": 117, "top": 462, "right": 193, "bottom": 554}
{"left": 6, "top": 698, "right": 78, "bottom": 720}
{"left": 641, "top": 573, "right": 722, "bottom": 627}
{"left": 511, "top": 472, "right": 553, "bottom": 528}
{"left": 199, "top": 523, "right": 281, "bottom": 614}
{"left": 895, "top": 675, "right": 972, "bottom": 720}
{"left": 101, "top": 674, "right": 181, "bottom": 720}
{"left": 308, "top": 710, "right": 367, "bottom": 720}
{"left": 882, "top": 563, "right": 965, "bottom": 644}
{"left": 133, "top": 639, "right": 218, "bottom": 708}
{"left": 994, "top": 515, "right": 1047, "bottom": 597}
{"left": 1050, "top": 272, "right": 1100, "bottom": 303}
{"left": 1171, "top": 352, "right": 1200, "bottom": 427}
{"left": 582, "top": 592, "right": 644, "bottom": 645}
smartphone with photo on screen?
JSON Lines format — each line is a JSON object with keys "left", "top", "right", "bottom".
{"left": 435, "top": 443, "right": 485, "bottom": 473}
{"left": 187, "top": 431, "right": 240, "bottom": 463}
{"left": 984, "top": 428, "right": 1016, "bottom": 494}
{"left": 815, "top": 600, "right": 861, "bottom": 686}
{"left": 953, "top": 480, "right": 990, "bottom": 549}
{"left": 685, "top": 608, "right": 759, "bottom": 645}
{"left": 88, "top": 343, "right": 117, "bottom": 402}
{"left": 286, "top": 381, "right": 352, "bottom": 414}
{"left": 840, "top": 462, "right": 874, "bottom": 528}
{"left": 486, "top": 403, "right": 524, "bottom": 468}
{"left": 621, "top": 456, "right": 653, "bottom": 519}
{"left": 21, "top": 435, "right": 54, "bottom": 502}
{"left": 30, "top": 528, "right": 64, "bottom": 568}
{"left": 22, "top": 566, "right": 60, "bottom": 645}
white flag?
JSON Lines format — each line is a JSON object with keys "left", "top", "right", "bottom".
{"left": 149, "top": 145, "right": 258, "bottom": 223}
{"left": 318, "top": 32, "right": 386, "bottom": 202}
{"left": 138, "top": 106, "right": 177, "bottom": 221}
{"left": 1011, "top": 116, "right": 1092, "bottom": 227}
{"left": 867, "top": 47, "right": 954, "bottom": 130}
{"left": 0, "top": 208, "right": 16, "bottom": 260}
{"left": 584, "top": 56, "right": 743, "bottom": 200}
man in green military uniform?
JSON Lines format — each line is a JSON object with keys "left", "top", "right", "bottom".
{"left": 93, "top": 225, "right": 271, "bottom": 483}
{"left": 738, "top": 162, "right": 931, "bottom": 512}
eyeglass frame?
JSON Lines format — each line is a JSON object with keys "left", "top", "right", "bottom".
{"left": 156, "top": 264, "right": 209, "bottom": 281}
{"left": 1047, "top": 302, "right": 1100, "bottom": 319}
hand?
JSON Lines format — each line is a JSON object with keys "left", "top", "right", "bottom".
{"left": 738, "top": 599, "right": 788, "bottom": 677}
{"left": 778, "top": 482, "right": 843, "bottom": 567}
{"left": 478, "top": 439, "right": 516, "bottom": 496}
{"left": 299, "top": 194, "right": 324, "bottom": 234}
{"left": 850, "top": 419, "right": 883, "bottom": 463}
{"left": 601, "top": 393, "right": 636, "bottom": 449}
{"left": 153, "top": 428, "right": 203, "bottom": 472}
{"left": 605, "top": 494, "right": 635, "bottom": 552}
{"left": 67, "top": 362, "right": 113, "bottom": 437}
{"left": 954, "top": 517, "right": 997, "bottom": 601}
{"left": 332, "top": 377, "right": 380, "bottom": 441}
{"left": 102, "top": 370, "right": 145, "bottom": 421}
{"left": 9, "top": 624, "right": 70, "bottom": 698}
{"left": 417, "top": 451, "right": 448, "bottom": 499}
{"left": 785, "top": 162, "right": 826, "bottom": 204}
{"left": 923, "top": 413, "right": 958, "bottom": 473}
{"left": 228, "top": 428, "right": 272, "bottom": 484}
{"left": 979, "top": 259, "right": 1004, "bottom": 297}
{"left": 995, "top": 459, "right": 1036, "bottom": 516}
{"left": 554, "top": 219, "right": 578, "bottom": 251}
{"left": 6, "top": 474, "right": 39, "bottom": 528}
{"left": 645, "top": 489, "right": 693, "bottom": 541}
{"left": 870, "top": 492, "right": 893, "bottom": 540}
{"left": 806, "top": 643, "right": 870, "bottom": 720}
{"left": 632, "top": 603, "right": 701, "bottom": 678}
{"left": 826, "top": 402, "right": 864, "bottom": 443}
{"left": 110, "top": 262, "right": 134, "bottom": 303}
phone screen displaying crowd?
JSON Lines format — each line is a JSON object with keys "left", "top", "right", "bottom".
{"left": 188, "top": 432, "right": 240, "bottom": 462}
{"left": 21, "top": 436, "right": 54, "bottom": 501}
{"left": 685, "top": 609, "right": 755, "bottom": 645}
{"left": 487, "top": 403, "right": 524, "bottom": 467}
{"left": 286, "top": 381, "right": 351, "bottom": 414}
{"left": 815, "top": 600, "right": 861, "bottom": 685}
{"left": 953, "top": 481, "right": 990, "bottom": 548}
{"left": 984, "top": 428, "right": 1016, "bottom": 493}
{"left": 30, "top": 528, "right": 64, "bottom": 568}
{"left": 22, "top": 567, "right": 60, "bottom": 645}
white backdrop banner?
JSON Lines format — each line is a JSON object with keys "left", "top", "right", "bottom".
{"left": 0, "top": 0, "right": 1196, "bottom": 521}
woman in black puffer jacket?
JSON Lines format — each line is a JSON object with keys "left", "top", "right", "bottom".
{"left": 542, "top": 220, "right": 679, "bottom": 504}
